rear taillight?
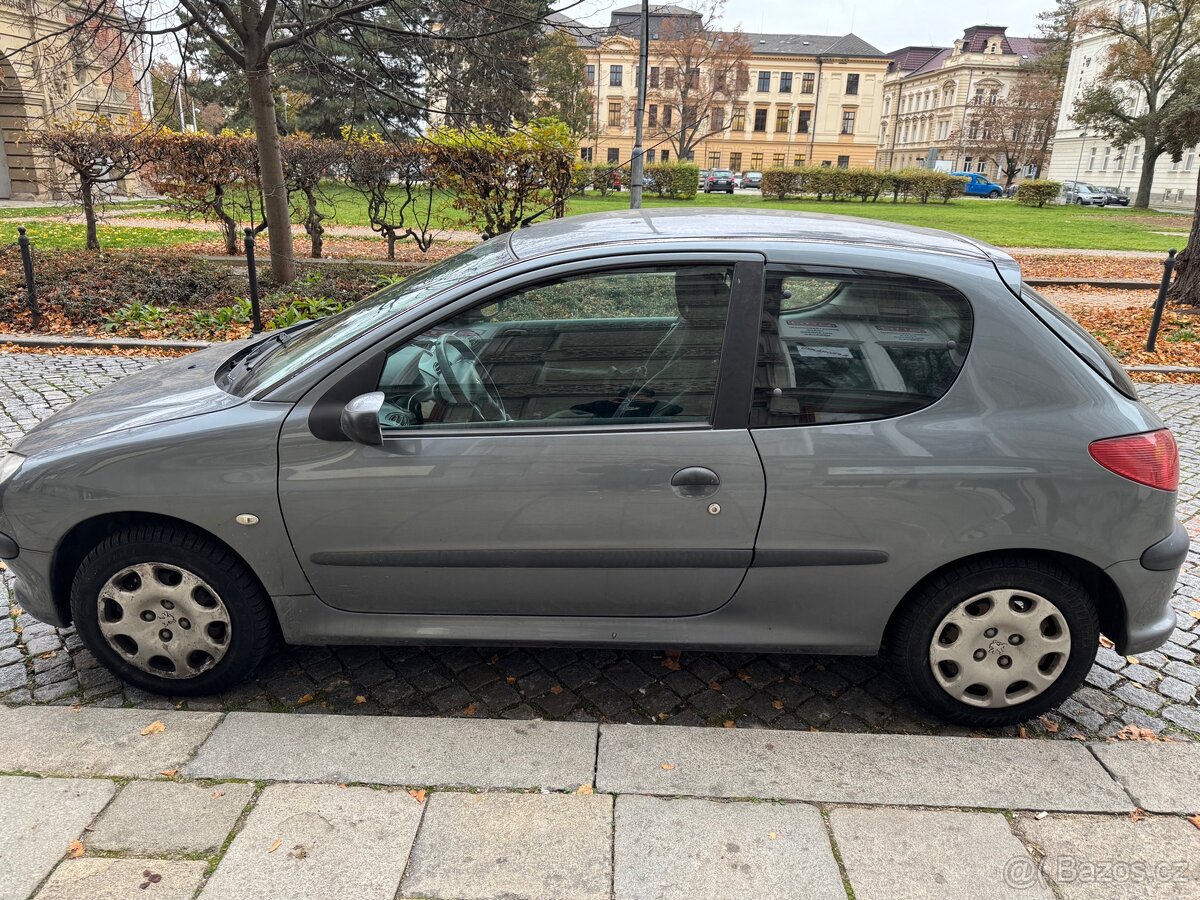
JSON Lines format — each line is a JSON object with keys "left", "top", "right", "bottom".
{"left": 1088, "top": 429, "right": 1178, "bottom": 491}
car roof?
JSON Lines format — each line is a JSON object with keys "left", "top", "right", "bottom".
{"left": 508, "top": 207, "right": 1002, "bottom": 263}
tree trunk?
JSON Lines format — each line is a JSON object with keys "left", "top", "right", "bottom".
{"left": 304, "top": 187, "right": 323, "bottom": 259}
{"left": 81, "top": 179, "right": 99, "bottom": 251}
{"left": 1133, "top": 145, "right": 1160, "bottom": 210}
{"left": 1167, "top": 168, "right": 1200, "bottom": 307}
{"left": 213, "top": 184, "right": 239, "bottom": 255}
{"left": 245, "top": 56, "right": 296, "bottom": 283}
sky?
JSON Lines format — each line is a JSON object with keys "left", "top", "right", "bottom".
{"left": 555, "top": 0, "right": 1051, "bottom": 52}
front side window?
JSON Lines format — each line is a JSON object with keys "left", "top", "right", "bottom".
{"left": 376, "top": 266, "right": 735, "bottom": 431}
{"left": 751, "top": 270, "right": 973, "bottom": 427}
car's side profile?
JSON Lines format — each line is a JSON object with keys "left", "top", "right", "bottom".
{"left": 1061, "top": 181, "right": 1108, "bottom": 206}
{"left": 951, "top": 172, "right": 1004, "bottom": 198}
{"left": 0, "top": 210, "right": 1185, "bottom": 727}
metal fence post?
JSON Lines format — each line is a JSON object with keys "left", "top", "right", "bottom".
{"left": 17, "top": 226, "right": 40, "bottom": 327}
{"left": 1145, "top": 248, "right": 1177, "bottom": 352}
{"left": 245, "top": 228, "right": 264, "bottom": 334}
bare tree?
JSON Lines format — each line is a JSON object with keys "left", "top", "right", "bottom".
{"left": 948, "top": 74, "right": 1061, "bottom": 187}
{"left": 281, "top": 134, "right": 343, "bottom": 258}
{"left": 1071, "top": 0, "right": 1200, "bottom": 208}
{"left": 649, "top": 2, "right": 751, "bottom": 161}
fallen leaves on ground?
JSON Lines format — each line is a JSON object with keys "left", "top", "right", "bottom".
{"left": 354, "top": 695, "right": 366, "bottom": 705}
{"left": 297, "top": 693, "right": 314, "bottom": 705}
{"left": 708, "top": 680, "right": 722, "bottom": 692}
{"left": 1130, "top": 808, "right": 1147, "bottom": 822}
{"left": 267, "top": 838, "right": 282, "bottom": 853}
{"left": 661, "top": 762, "right": 675, "bottom": 771}
{"left": 408, "top": 789, "right": 427, "bottom": 803}
{"left": 158, "top": 769, "right": 178, "bottom": 778}
{"left": 1054, "top": 300, "right": 1200, "bottom": 379}
{"left": 1099, "top": 636, "right": 1116, "bottom": 649}
{"left": 1113, "top": 724, "right": 1165, "bottom": 742}
{"left": 549, "top": 685, "right": 564, "bottom": 695}
{"left": 661, "top": 650, "right": 682, "bottom": 671}
{"left": 1188, "top": 815, "right": 1200, "bottom": 830}
{"left": 723, "top": 720, "right": 736, "bottom": 728}
{"left": 575, "top": 783, "right": 595, "bottom": 795}
{"left": 1014, "top": 254, "right": 1166, "bottom": 283}
{"left": 1039, "top": 716, "right": 1059, "bottom": 734}
{"left": 66, "top": 841, "right": 84, "bottom": 858}
{"left": 139, "top": 720, "right": 165, "bottom": 736}
{"left": 139, "top": 869, "right": 162, "bottom": 889}
{"left": 463, "top": 703, "right": 477, "bottom": 716}
{"left": 211, "top": 790, "right": 224, "bottom": 800}
{"left": 771, "top": 699, "right": 785, "bottom": 711}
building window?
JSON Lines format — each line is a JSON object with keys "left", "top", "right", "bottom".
{"left": 729, "top": 152, "right": 742, "bottom": 171}
{"left": 709, "top": 152, "right": 721, "bottom": 168}
{"left": 974, "top": 88, "right": 984, "bottom": 105}
{"left": 648, "top": 104, "right": 658, "bottom": 127}
{"left": 757, "top": 70, "right": 771, "bottom": 92}
{"left": 794, "top": 154, "right": 806, "bottom": 166}
{"left": 731, "top": 106, "right": 746, "bottom": 130}
{"left": 586, "top": 65, "right": 595, "bottom": 86}
{"left": 796, "top": 110, "right": 810, "bottom": 133}
{"left": 841, "top": 110, "right": 856, "bottom": 135}
{"left": 664, "top": 67, "right": 675, "bottom": 89}
{"left": 845, "top": 73, "right": 860, "bottom": 95}
{"left": 610, "top": 65, "right": 623, "bottom": 87}
{"left": 608, "top": 102, "right": 622, "bottom": 128}
{"left": 649, "top": 66, "right": 660, "bottom": 88}
{"left": 735, "top": 65, "right": 749, "bottom": 91}
{"left": 645, "top": 148, "right": 655, "bottom": 163}
{"left": 776, "top": 108, "right": 790, "bottom": 132}
{"left": 1102, "top": 146, "right": 1111, "bottom": 171}
{"left": 661, "top": 149, "right": 669, "bottom": 161}
{"left": 1187, "top": 150, "right": 1195, "bottom": 172}
{"left": 687, "top": 150, "right": 695, "bottom": 161}
{"left": 801, "top": 72, "right": 815, "bottom": 94}
{"left": 1131, "top": 147, "right": 1140, "bottom": 170}
{"left": 753, "top": 108, "right": 768, "bottom": 131}
{"left": 688, "top": 68, "right": 701, "bottom": 88}
{"left": 837, "top": 155, "right": 851, "bottom": 168}
{"left": 773, "top": 152, "right": 785, "bottom": 167}
{"left": 580, "top": 147, "right": 593, "bottom": 162}
{"left": 1087, "top": 147, "right": 1096, "bottom": 171}
{"left": 976, "top": 159, "right": 985, "bottom": 173}
{"left": 779, "top": 72, "right": 793, "bottom": 92}
{"left": 751, "top": 152, "right": 764, "bottom": 169}
{"left": 711, "top": 107, "right": 725, "bottom": 131}
{"left": 607, "top": 147, "right": 619, "bottom": 163}
{"left": 989, "top": 89, "right": 999, "bottom": 105}
{"left": 968, "top": 120, "right": 979, "bottom": 139}
{"left": 664, "top": 106, "right": 673, "bottom": 126}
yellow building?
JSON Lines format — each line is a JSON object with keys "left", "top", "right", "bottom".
{"left": 557, "top": 5, "right": 887, "bottom": 172}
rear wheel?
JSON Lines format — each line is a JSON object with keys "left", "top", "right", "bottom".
{"left": 886, "top": 557, "right": 1099, "bottom": 727}
{"left": 70, "top": 525, "right": 275, "bottom": 695}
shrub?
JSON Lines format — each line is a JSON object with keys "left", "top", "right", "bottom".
{"left": 645, "top": 162, "right": 699, "bottom": 200}
{"left": 761, "top": 168, "right": 803, "bottom": 200}
{"left": 1015, "top": 180, "right": 1063, "bottom": 208}
{"left": 281, "top": 134, "right": 343, "bottom": 259}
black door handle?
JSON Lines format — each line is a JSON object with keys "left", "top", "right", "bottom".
{"left": 671, "top": 467, "right": 721, "bottom": 499}
{"left": 671, "top": 467, "right": 721, "bottom": 487}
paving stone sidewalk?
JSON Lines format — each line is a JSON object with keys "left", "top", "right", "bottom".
{"left": 0, "top": 353, "right": 1198, "bottom": 742}
{"left": 1, "top": 705, "right": 1199, "bottom": 900}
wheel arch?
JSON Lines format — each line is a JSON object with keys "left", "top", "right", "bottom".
{"left": 50, "top": 511, "right": 273, "bottom": 627}
{"left": 883, "top": 548, "right": 1125, "bottom": 648}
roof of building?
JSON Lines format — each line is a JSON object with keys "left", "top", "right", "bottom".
{"left": 887, "top": 46, "right": 945, "bottom": 73}
{"left": 887, "top": 26, "right": 1044, "bottom": 78}
{"left": 506, "top": 208, "right": 1011, "bottom": 266}
{"left": 741, "top": 32, "right": 885, "bottom": 58}
{"left": 611, "top": 3, "right": 701, "bottom": 16}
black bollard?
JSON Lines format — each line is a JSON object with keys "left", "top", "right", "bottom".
{"left": 1145, "top": 248, "right": 1177, "bottom": 353}
{"left": 17, "top": 226, "right": 40, "bottom": 326}
{"left": 245, "top": 228, "right": 264, "bottom": 334}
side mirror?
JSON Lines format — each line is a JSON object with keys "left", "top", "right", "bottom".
{"left": 340, "top": 392, "right": 385, "bottom": 446}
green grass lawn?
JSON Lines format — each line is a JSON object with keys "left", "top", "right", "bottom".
{"left": 311, "top": 184, "right": 1190, "bottom": 252}
{"left": 0, "top": 221, "right": 207, "bottom": 251}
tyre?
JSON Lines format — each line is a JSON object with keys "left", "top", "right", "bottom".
{"left": 70, "top": 524, "right": 275, "bottom": 696}
{"left": 1075, "top": 198, "right": 1084, "bottom": 205}
{"left": 886, "top": 556, "right": 1099, "bottom": 727}
{"left": 726, "top": 187, "right": 734, "bottom": 194}
{"left": 989, "top": 190, "right": 1001, "bottom": 199}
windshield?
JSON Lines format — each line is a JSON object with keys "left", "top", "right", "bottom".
{"left": 226, "top": 239, "right": 513, "bottom": 396}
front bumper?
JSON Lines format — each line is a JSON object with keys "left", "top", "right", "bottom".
{"left": 1106, "top": 521, "right": 1192, "bottom": 655}
{"left": 4, "top": 547, "right": 62, "bottom": 627}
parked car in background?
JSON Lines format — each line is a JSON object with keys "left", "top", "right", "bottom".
{"left": 951, "top": 172, "right": 1004, "bottom": 198}
{"left": 1061, "top": 181, "right": 1108, "bottom": 206}
{"left": 698, "top": 169, "right": 708, "bottom": 188}
{"left": 1096, "top": 186, "right": 1130, "bottom": 206}
{"left": 703, "top": 169, "right": 736, "bottom": 193}
{"left": 743, "top": 171, "right": 762, "bottom": 189}
{"left": 1, "top": 209, "right": 1184, "bottom": 728}
{"left": 732, "top": 172, "right": 744, "bottom": 189}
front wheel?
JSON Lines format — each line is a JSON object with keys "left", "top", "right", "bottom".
{"left": 886, "top": 557, "right": 1099, "bottom": 727}
{"left": 70, "top": 525, "right": 275, "bottom": 696}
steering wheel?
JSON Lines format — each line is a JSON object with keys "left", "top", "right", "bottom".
{"left": 432, "top": 334, "right": 508, "bottom": 422}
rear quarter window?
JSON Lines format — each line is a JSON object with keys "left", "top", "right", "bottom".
{"left": 1018, "top": 287, "right": 1138, "bottom": 400}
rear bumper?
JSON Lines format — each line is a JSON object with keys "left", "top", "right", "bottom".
{"left": 1106, "top": 522, "right": 1191, "bottom": 655}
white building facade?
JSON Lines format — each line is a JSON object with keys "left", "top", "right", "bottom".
{"left": 1045, "top": 0, "right": 1198, "bottom": 207}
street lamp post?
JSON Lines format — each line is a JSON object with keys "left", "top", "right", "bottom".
{"left": 1074, "top": 129, "right": 1088, "bottom": 183}
{"left": 629, "top": 0, "right": 650, "bottom": 209}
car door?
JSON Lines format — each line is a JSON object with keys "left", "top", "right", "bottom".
{"left": 277, "top": 254, "right": 766, "bottom": 618}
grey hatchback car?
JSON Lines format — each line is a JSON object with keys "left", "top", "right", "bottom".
{"left": 0, "top": 210, "right": 1186, "bottom": 726}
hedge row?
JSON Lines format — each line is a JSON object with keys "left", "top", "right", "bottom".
{"left": 645, "top": 162, "right": 700, "bottom": 200}
{"left": 760, "top": 166, "right": 970, "bottom": 204}
{"left": 1014, "top": 180, "right": 1063, "bottom": 207}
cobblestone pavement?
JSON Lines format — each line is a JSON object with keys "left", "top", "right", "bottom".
{"left": 0, "top": 352, "right": 1197, "bottom": 740}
